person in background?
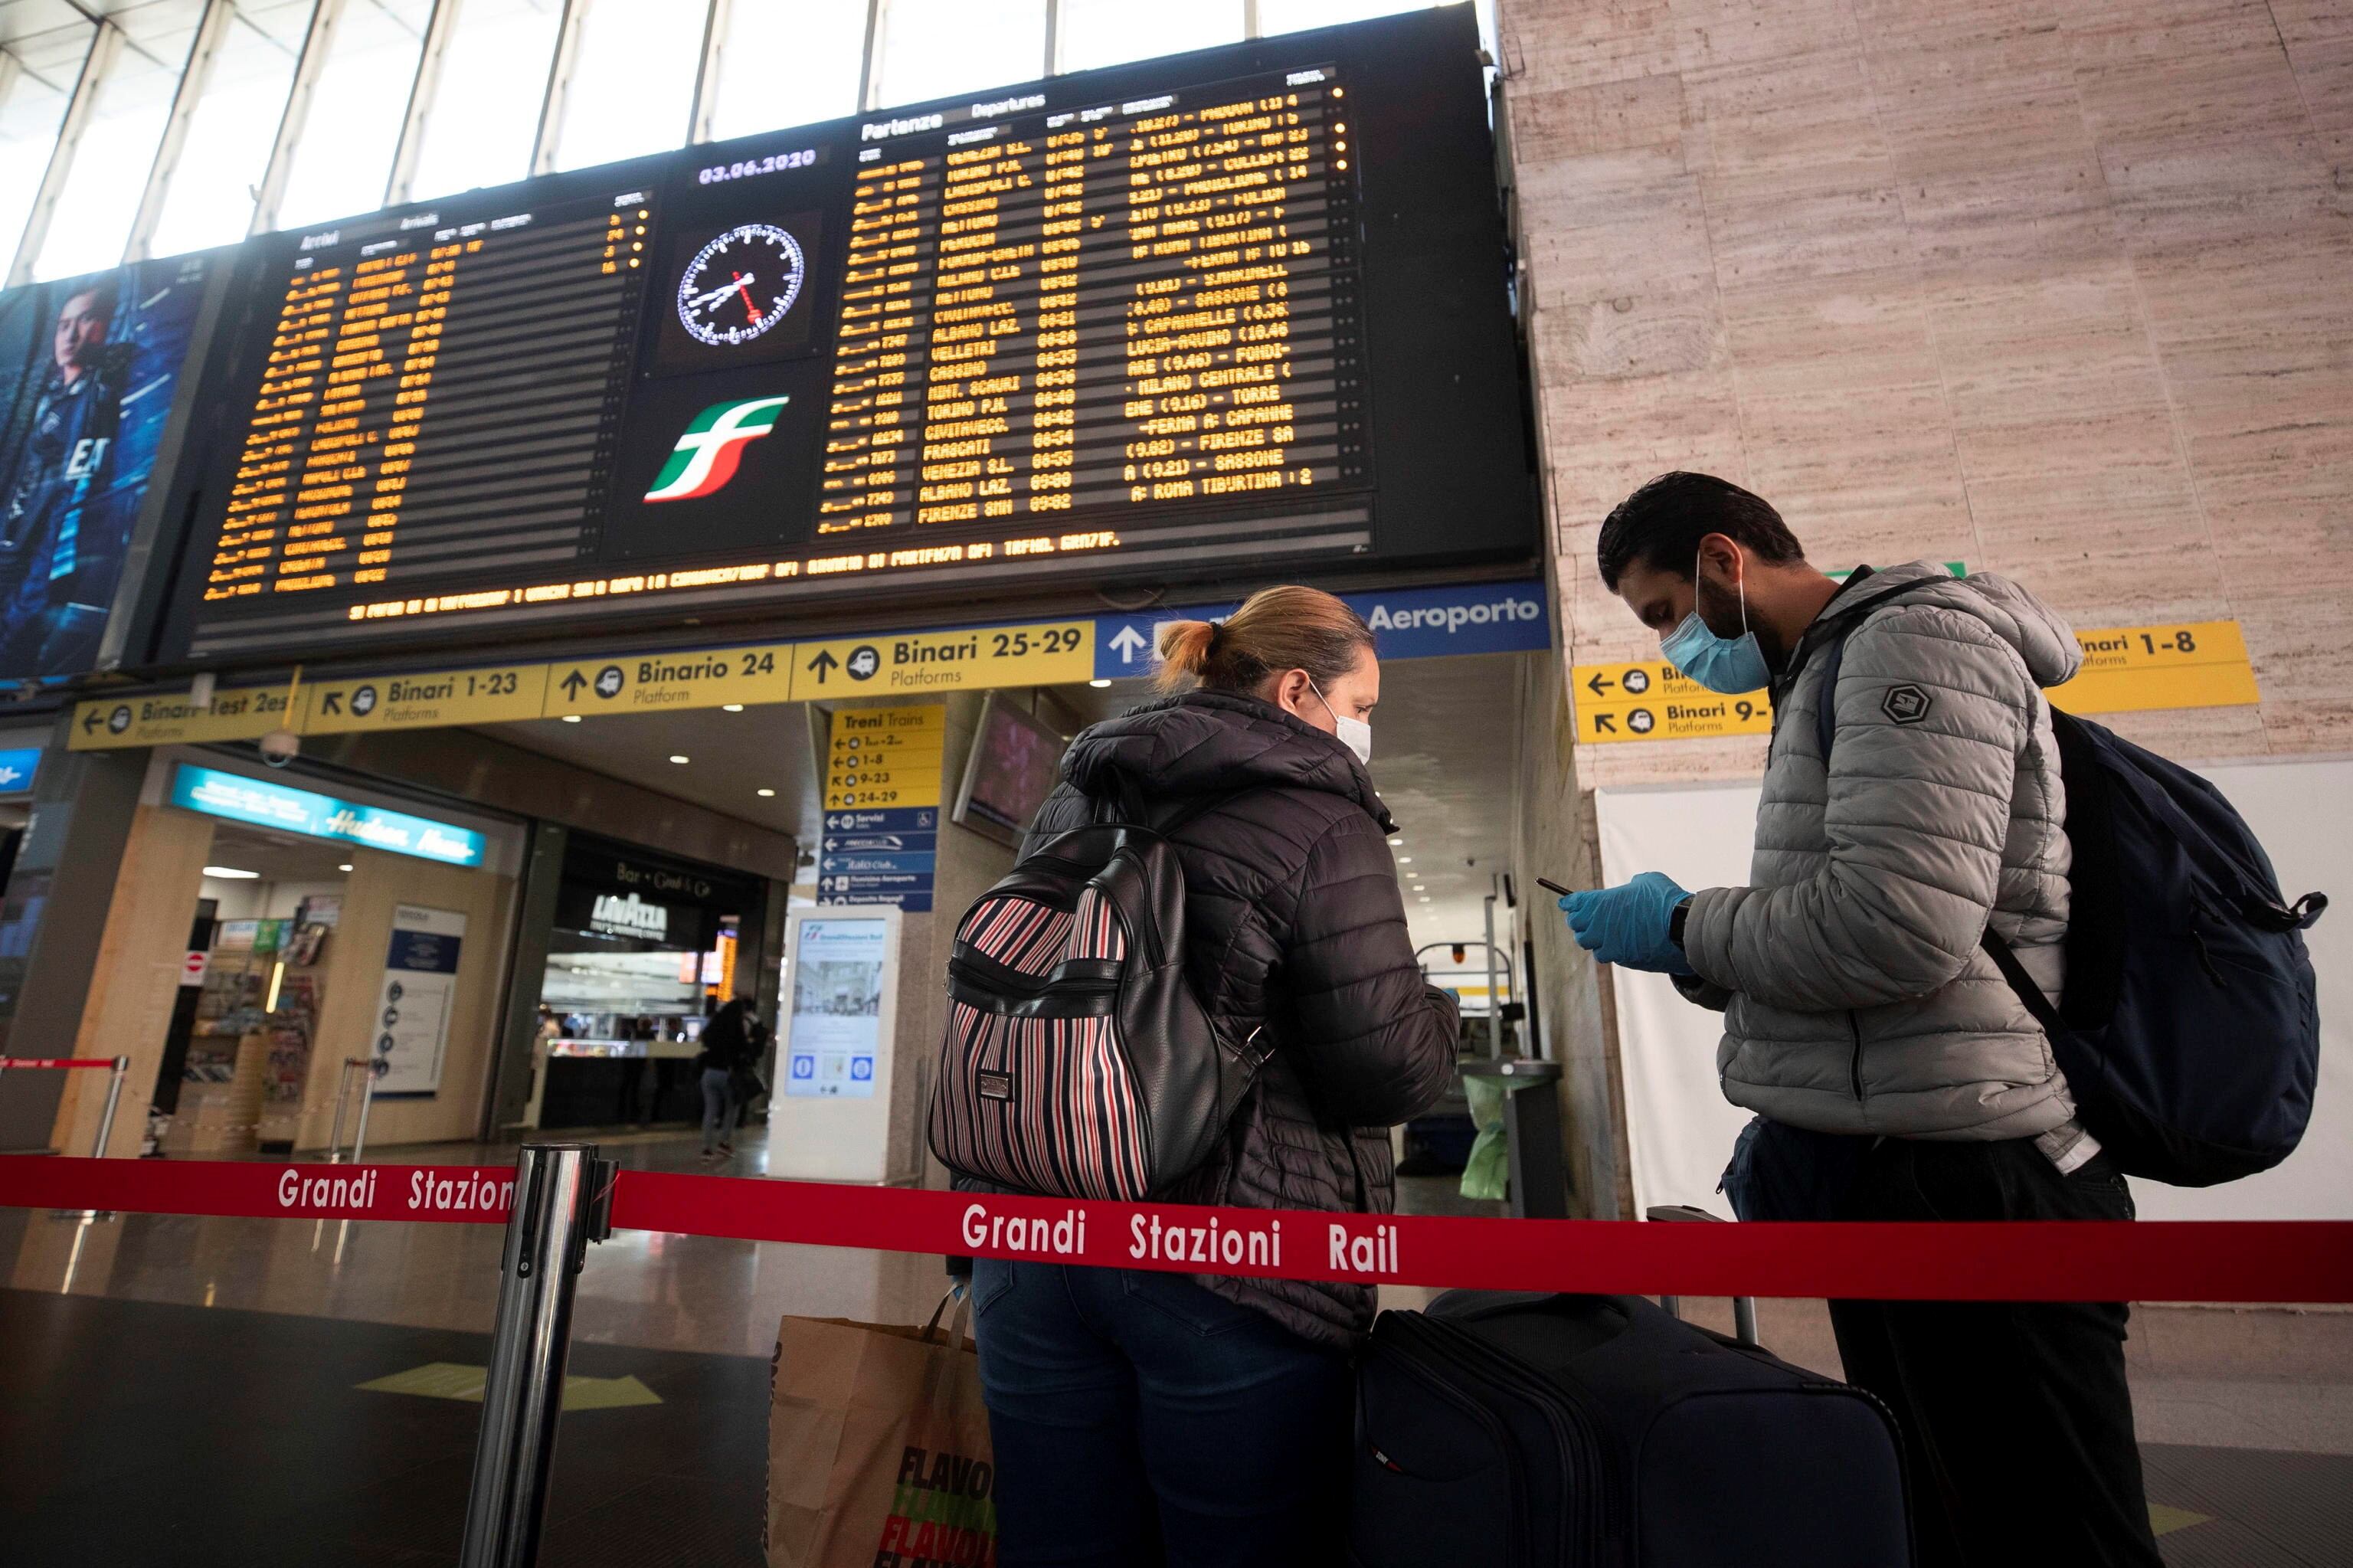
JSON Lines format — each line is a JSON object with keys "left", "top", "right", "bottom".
{"left": 698, "top": 993, "right": 758, "bottom": 1164}
{"left": 1559, "top": 473, "right": 2158, "bottom": 1568}
{"left": 973, "top": 584, "right": 1458, "bottom": 1567}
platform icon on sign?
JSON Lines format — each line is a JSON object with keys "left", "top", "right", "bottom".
{"left": 1628, "top": 708, "right": 1655, "bottom": 735}
{"left": 352, "top": 685, "right": 378, "bottom": 715}
{"left": 846, "top": 646, "right": 880, "bottom": 680}
{"left": 1624, "top": 668, "right": 1651, "bottom": 694}
{"left": 595, "top": 666, "right": 624, "bottom": 699}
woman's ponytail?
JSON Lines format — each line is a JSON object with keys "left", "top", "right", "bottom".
{"left": 1152, "top": 584, "right": 1372, "bottom": 694}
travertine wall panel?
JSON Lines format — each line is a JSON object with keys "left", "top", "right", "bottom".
{"left": 1504, "top": 0, "right": 2353, "bottom": 784}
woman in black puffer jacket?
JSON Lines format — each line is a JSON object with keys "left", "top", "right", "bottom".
{"left": 972, "top": 584, "right": 1458, "bottom": 1568}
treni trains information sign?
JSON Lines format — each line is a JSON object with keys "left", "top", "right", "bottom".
{"left": 70, "top": 579, "right": 1549, "bottom": 750}
{"left": 1572, "top": 619, "right": 2262, "bottom": 745}
{"left": 158, "top": 8, "right": 1530, "bottom": 666}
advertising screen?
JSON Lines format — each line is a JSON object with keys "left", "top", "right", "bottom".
{"left": 0, "top": 254, "right": 216, "bottom": 681}
{"left": 162, "top": 6, "right": 1529, "bottom": 663}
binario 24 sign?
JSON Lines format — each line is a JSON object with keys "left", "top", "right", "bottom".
{"left": 1093, "top": 580, "right": 1552, "bottom": 679}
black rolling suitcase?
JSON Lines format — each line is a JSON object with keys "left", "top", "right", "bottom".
{"left": 1350, "top": 1292, "right": 1912, "bottom": 1566}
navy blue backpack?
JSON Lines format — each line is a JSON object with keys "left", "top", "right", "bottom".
{"left": 1817, "top": 618, "right": 2326, "bottom": 1187}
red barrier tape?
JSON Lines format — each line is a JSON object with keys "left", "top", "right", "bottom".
{"left": 4, "top": 1155, "right": 2351, "bottom": 1304}
{"left": 0, "top": 1057, "right": 114, "bottom": 1070}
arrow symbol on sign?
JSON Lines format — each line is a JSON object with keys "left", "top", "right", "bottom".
{"left": 1586, "top": 672, "right": 1614, "bottom": 696}
{"left": 0, "top": 768, "right": 18, "bottom": 786}
{"left": 1594, "top": 713, "right": 1618, "bottom": 734}
{"left": 1108, "top": 626, "right": 1148, "bottom": 665}
{"left": 807, "top": 650, "right": 840, "bottom": 684}
{"left": 322, "top": 692, "right": 345, "bottom": 715}
{"left": 561, "top": 670, "right": 587, "bottom": 700}
{"left": 80, "top": 709, "right": 100, "bottom": 734}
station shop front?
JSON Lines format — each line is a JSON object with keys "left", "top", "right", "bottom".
{"left": 78, "top": 753, "right": 524, "bottom": 1160}
{"left": 527, "top": 836, "right": 766, "bottom": 1132}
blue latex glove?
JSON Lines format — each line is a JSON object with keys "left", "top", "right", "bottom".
{"left": 1560, "top": 872, "right": 1694, "bottom": 974}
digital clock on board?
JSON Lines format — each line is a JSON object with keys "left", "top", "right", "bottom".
{"left": 676, "top": 223, "right": 807, "bottom": 346}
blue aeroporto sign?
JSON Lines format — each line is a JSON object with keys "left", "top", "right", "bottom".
{"left": 1094, "top": 579, "right": 1552, "bottom": 680}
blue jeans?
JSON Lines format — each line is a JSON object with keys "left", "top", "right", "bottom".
{"left": 699, "top": 1067, "right": 738, "bottom": 1151}
{"left": 972, "top": 1258, "right": 1351, "bottom": 1567}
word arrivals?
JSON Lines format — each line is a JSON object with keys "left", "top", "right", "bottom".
{"left": 875, "top": 1445, "right": 997, "bottom": 1568}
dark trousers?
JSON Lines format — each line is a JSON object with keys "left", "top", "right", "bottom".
{"left": 1831, "top": 1139, "right": 2163, "bottom": 1568}
{"left": 971, "top": 1257, "right": 1350, "bottom": 1567}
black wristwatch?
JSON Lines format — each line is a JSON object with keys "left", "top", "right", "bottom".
{"left": 1668, "top": 897, "right": 1691, "bottom": 950}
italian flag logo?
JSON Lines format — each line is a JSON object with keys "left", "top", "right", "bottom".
{"left": 644, "top": 394, "right": 793, "bottom": 502}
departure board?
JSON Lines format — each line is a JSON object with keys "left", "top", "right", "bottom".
{"left": 162, "top": 6, "right": 1530, "bottom": 663}
{"left": 211, "top": 193, "right": 647, "bottom": 608}
{"left": 820, "top": 67, "right": 1363, "bottom": 535}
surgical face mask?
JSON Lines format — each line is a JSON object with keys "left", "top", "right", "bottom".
{"left": 1309, "top": 678, "right": 1373, "bottom": 767}
{"left": 1659, "top": 547, "right": 1771, "bottom": 695}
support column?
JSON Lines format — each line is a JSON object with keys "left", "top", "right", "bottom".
{"left": 0, "top": 721, "right": 147, "bottom": 1152}
{"left": 486, "top": 822, "right": 567, "bottom": 1136}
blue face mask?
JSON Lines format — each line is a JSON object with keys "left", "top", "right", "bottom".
{"left": 1659, "top": 548, "right": 1770, "bottom": 694}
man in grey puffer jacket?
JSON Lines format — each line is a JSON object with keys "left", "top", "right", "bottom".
{"left": 1563, "top": 473, "right": 2161, "bottom": 1568}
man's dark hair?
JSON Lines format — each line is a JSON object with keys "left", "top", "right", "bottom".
{"left": 1595, "top": 472, "right": 1805, "bottom": 591}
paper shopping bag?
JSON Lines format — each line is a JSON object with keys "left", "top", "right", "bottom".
{"left": 767, "top": 1291, "right": 997, "bottom": 1568}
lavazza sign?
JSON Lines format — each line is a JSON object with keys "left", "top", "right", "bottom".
{"left": 591, "top": 892, "right": 669, "bottom": 939}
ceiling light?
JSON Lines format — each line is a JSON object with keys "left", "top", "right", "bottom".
{"left": 1387, "top": 836, "right": 1402, "bottom": 846}
{"left": 756, "top": 788, "right": 776, "bottom": 797}
{"left": 668, "top": 755, "right": 689, "bottom": 764}
{"left": 203, "top": 866, "right": 260, "bottom": 880}
{"left": 723, "top": 703, "right": 745, "bottom": 712}
{"left": 1418, "top": 895, "right": 1431, "bottom": 903}
{"left": 1398, "top": 856, "right": 1412, "bottom": 864}
{"left": 560, "top": 715, "right": 581, "bottom": 723}
{"left": 337, "top": 864, "right": 353, "bottom": 872}
{"left": 1088, "top": 679, "right": 1112, "bottom": 688}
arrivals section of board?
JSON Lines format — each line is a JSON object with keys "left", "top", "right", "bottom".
{"left": 822, "top": 65, "right": 1365, "bottom": 540}
{"left": 206, "top": 193, "right": 650, "bottom": 611}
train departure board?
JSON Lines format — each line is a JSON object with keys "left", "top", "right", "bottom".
{"left": 163, "top": 7, "right": 1529, "bottom": 663}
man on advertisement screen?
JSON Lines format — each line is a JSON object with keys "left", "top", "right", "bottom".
{"left": 0, "top": 258, "right": 208, "bottom": 681}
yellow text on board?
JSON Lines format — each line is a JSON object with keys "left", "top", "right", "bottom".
{"left": 792, "top": 622, "right": 1090, "bottom": 700}
{"left": 1573, "top": 620, "right": 2260, "bottom": 744}
{"left": 307, "top": 663, "right": 551, "bottom": 734}
{"left": 825, "top": 705, "right": 945, "bottom": 810}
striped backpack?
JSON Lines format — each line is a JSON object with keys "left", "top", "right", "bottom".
{"left": 928, "top": 794, "right": 1263, "bottom": 1201}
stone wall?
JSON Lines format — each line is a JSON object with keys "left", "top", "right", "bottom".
{"left": 1500, "top": 0, "right": 2352, "bottom": 791}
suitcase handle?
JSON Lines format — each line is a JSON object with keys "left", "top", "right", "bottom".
{"left": 1642, "top": 1205, "right": 1760, "bottom": 1348}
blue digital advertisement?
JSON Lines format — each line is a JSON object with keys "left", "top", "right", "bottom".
{"left": 0, "top": 253, "right": 213, "bottom": 683}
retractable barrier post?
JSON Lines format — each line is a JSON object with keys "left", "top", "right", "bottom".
{"left": 458, "top": 1143, "right": 617, "bottom": 1568}
{"left": 326, "top": 1060, "right": 365, "bottom": 1163}
{"left": 349, "top": 1062, "right": 379, "bottom": 1167}
{"left": 89, "top": 1056, "right": 128, "bottom": 1159}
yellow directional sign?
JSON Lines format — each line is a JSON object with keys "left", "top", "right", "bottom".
{"left": 68, "top": 685, "right": 303, "bottom": 751}
{"left": 1570, "top": 659, "right": 1773, "bottom": 745}
{"left": 791, "top": 620, "right": 1090, "bottom": 699}
{"left": 1575, "top": 620, "right": 2260, "bottom": 744}
{"left": 2049, "top": 620, "right": 2257, "bottom": 715}
{"left": 307, "top": 663, "right": 551, "bottom": 734}
{"left": 542, "top": 642, "right": 796, "bottom": 717}
{"left": 826, "top": 705, "right": 945, "bottom": 810}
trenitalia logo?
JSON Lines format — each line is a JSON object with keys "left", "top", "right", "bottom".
{"left": 644, "top": 395, "right": 792, "bottom": 502}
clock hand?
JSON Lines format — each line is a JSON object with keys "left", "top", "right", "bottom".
{"left": 687, "top": 277, "right": 747, "bottom": 309}
{"left": 732, "top": 270, "right": 764, "bottom": 324}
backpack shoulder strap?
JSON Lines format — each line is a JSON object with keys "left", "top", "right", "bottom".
{"left": 1810, "top": 583, "right": 1939, "bottom": 761}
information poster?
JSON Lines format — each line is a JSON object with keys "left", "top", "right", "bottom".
{"left": 784, "top": 916, "right": 888, "bottom": 1098}
{"left": 373, "top": 905, "right": 466, "bottom": 1095}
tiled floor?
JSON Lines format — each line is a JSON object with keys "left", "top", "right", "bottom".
{"left": 2, "top": 1122, "right": 2346, "bottom": 1563}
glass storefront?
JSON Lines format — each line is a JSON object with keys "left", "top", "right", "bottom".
{"left": 530, "top": 836, "right": 762, "bottom": 1131}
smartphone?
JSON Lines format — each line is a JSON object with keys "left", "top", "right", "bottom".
{"left": 1534, "top": 877, "right": 1574, "bottom": 898}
